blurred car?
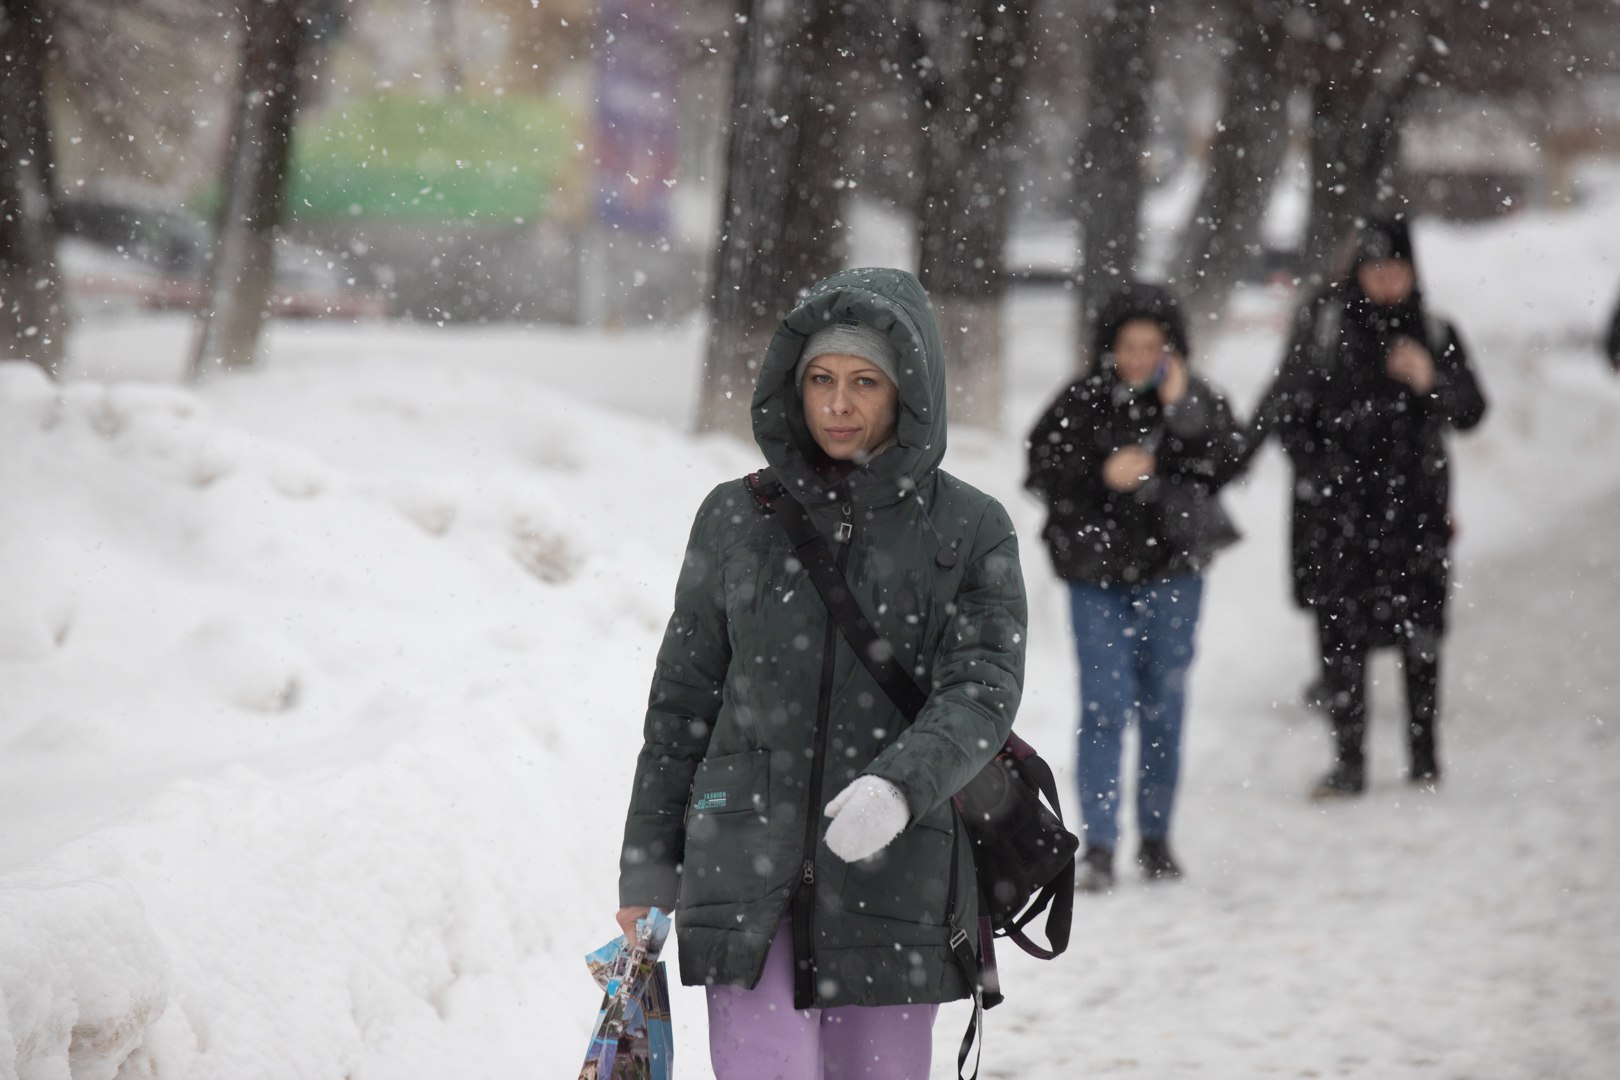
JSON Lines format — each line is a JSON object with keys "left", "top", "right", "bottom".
{"left": 55, "top": 198, "right": 390, "bottom": 320}
{"left": 268, "top": 238, "right": 392, "bottom": 320}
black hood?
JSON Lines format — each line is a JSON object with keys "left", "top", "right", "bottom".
{"left": 1352, "top": 214, "right": 1416, "bottom": 272}
{"left": 1093, "top": 281, "right": 1191, "bottom": 365}
{"left": 1346, "top": 214, "right": 1425, "bottom": 330}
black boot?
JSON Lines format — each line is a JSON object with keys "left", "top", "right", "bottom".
{"left": 1408, "top": 752, "right": 1442, "bottom": 787}
{"left": 1137, "top": 837, "right": 1183, "bottom": 882}
{"left": 1310, "top": 759, "right": 1366, "bottom": 799}
{"left": 1404, "top": 628, "right": 1442, "bottom": 787}
{"left": 1075, "top": 845, "right": 1115, "bottom": 893}
{"left": 1314, "top": 701, "right": 1368, "bottom": 799}
{"left": 1409, "top": 723, "right": 1441, "bottom": 786}
{"left": 1301, "top": 674, "right": 1332, "bottom": 715}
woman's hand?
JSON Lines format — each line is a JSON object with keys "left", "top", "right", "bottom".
{"left": 1386, "top": 338, "right": 1436, "bottom": 394}
{"left": 1157, "top": 353, "right": 1190, "bottom": 406}
{"left": 824, "top": 775, "right": 909, "bottom": 862}
{"left": 1103, "top": 446, "right": 1157, "bottom": 492}
{"left": 615, "top": 905, "right": 653, "bottom": 941}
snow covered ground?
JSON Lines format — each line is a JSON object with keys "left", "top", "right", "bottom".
{"left": 4, "top": 173, "right": 1619, "bottom": 1078}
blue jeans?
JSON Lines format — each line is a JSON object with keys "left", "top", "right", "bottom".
{"left": 1068, "top": 575, "right": 1205, "bottom": 851}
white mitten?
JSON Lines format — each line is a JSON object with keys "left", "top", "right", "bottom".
{"left": 824, "top": 775, "right": 910, "bottom": 863}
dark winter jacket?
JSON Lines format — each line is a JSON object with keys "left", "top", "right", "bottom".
{"left": 1025, "top": 356, "right": 1244, "bottom": 586}
{"left": 1606, "top": 286, "right": 1620, "bottom": 372}
{"left": 618, "top": 267, "right": 1027, "bottom": 1008}
{"left": 1264, "top": 276, "right": 1487, "bottom": 630}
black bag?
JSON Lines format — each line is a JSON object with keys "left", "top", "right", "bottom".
{"left": 749, "top": 471, "right": 1077, "bottom": 1078}
{"left": 952, "top": 732, "right": 1077, "bottom": 958}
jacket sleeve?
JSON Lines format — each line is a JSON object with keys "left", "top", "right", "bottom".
{"left": 618, "top": 485, "right": 733, "bottom": 909}
{"left": 1266, "top": 300, "right": 1363, "bottom": 488}
{"left": 1246, "top": 299, "right": 1317, "bottom": 450}
{"left": 1265, "top": 300, "right": 1332, "bottom": 466}
{"left": 1426, "top": 320, "right": 1487, "bottom": 433}
{"left": 866, "top": 500, "right": 1027, "bottom": 821}
{"left": 1025, "top": 382, "right": 1110, "bottom": 509}
{"left": 1149, "top": 376, "right": 1246, "bottom": 494}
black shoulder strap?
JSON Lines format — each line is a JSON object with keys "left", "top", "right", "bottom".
{"left": 771, "top": 490, "right": 930, "bottom": 718}
{"left": 769, "top": 486, "right": 987, "bottom": 1080}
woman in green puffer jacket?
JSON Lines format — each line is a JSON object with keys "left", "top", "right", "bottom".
{"left": 614, "top": 267, "right": 1027, "bottom": 1079}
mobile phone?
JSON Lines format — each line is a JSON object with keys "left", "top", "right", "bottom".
{"left": 1133, "top": 356, "right": 1168, "bottom": 391}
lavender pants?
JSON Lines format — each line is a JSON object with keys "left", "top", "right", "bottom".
{"left": 706, "top": 921, "right": 938, "bottom": 1080}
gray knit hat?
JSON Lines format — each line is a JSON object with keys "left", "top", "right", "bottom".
{"left": 795, "top": 317, "right": 901, "bottom": 390}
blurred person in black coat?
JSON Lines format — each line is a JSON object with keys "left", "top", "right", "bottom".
{"left": 1605, "top": 285, "right": 1620, "bottom": 372}
{"left": 1258, "top": 215, "right": 1487, "bottom": 797}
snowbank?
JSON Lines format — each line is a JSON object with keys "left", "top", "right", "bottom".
{"left": 0, "top": 351, "right": 754, "bottom": 1078}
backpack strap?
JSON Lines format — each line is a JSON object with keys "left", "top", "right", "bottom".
{"left": 946, "top": 818, "right": 991, "bottom": 1080}
{"left": 1422, "top": 311, "right": 1450, "bottom": 359}
{"left": 744, "top": 468, "right": 785, "bottom": 514}
{"left": 1310, "top": 296, "right": 1343, "bottom": 368}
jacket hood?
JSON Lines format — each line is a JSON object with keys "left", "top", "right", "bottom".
{"left": 1351, "top": 213, "right": 1416, "bottom": 272}
{"left": 1093, "top": 280, "right": 1191, "bottom": 364}
{"left": 1345, "top": 215, "right": 1426, "bottom": 326}
{"left": 751, "top": 267, "right": 947, "bottom": 506}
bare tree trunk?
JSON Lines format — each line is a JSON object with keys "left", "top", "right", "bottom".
{"left": 501, "top": 0, "right": 586, "bottom": 95}
{"left": 912, "top": 0, "right": 1033, "bottom": 431}
{"left": 1300, "top": 80, "right": 1357, "bottom": 287}
{"left": 1174, "top": 3, "right": 1290, "bottom": 327}
{"left": 190, "top": 0, "right": 310, "bottom": 379}
{"left": 1300, "top": 13, "right": 1423, "bottom": 287}
{"left": 1074, "top": 0, "right": 1154, "bottom": 370}
{"left": 696, "top": 0, "right": 844, "bottom": 438}
{"left": 431, "top": 0, "right": 464, "bottom": 94}
{"left": 0, "top": 0, "right": 66, "bottom": 375}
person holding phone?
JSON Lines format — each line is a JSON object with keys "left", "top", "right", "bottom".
{"left": 1025, "top": 281, "right": 1244, "bottom": 892}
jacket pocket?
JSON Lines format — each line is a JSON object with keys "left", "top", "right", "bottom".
{"left": 838, "top": 807, "right": 954, "bottom": 926}
{"left": 680, "top": 749, "right": 772, "bottom": 909}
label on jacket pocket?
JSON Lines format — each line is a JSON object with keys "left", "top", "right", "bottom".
{"left": 692, "top": 790, "right": 729, "bottom": 811}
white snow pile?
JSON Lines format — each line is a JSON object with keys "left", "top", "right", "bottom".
{"left": 3, "top": 165, "right": 1619, "bottom": 1079}
{"left": 0, "top": 347, "right": 754, "bottom": 1079}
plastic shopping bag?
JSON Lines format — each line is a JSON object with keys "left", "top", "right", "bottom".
{"left": 578, "top": 908, "right": 673, "bottom": 1080}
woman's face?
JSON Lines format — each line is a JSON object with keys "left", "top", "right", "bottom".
{"left": 800, "top": 353, "right": 900, "bottom": 462}
{"left": 1110, "top": 319, "right": 1173, "bottom": 387}
{"left": 1357, "top": 258, "right": 1415, "bottom": 306}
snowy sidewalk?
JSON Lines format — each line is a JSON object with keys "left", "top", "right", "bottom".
{"left": 955, "top": 486, "right": 1620, "bottom": 1079}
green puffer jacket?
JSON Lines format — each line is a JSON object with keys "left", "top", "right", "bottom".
{"left": 618, "top": 267, "right": 1028, "bottom": 1008}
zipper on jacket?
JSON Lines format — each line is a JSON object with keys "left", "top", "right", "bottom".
{"left": 791, "top": 503, "right": 851, "bottom": 1009}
